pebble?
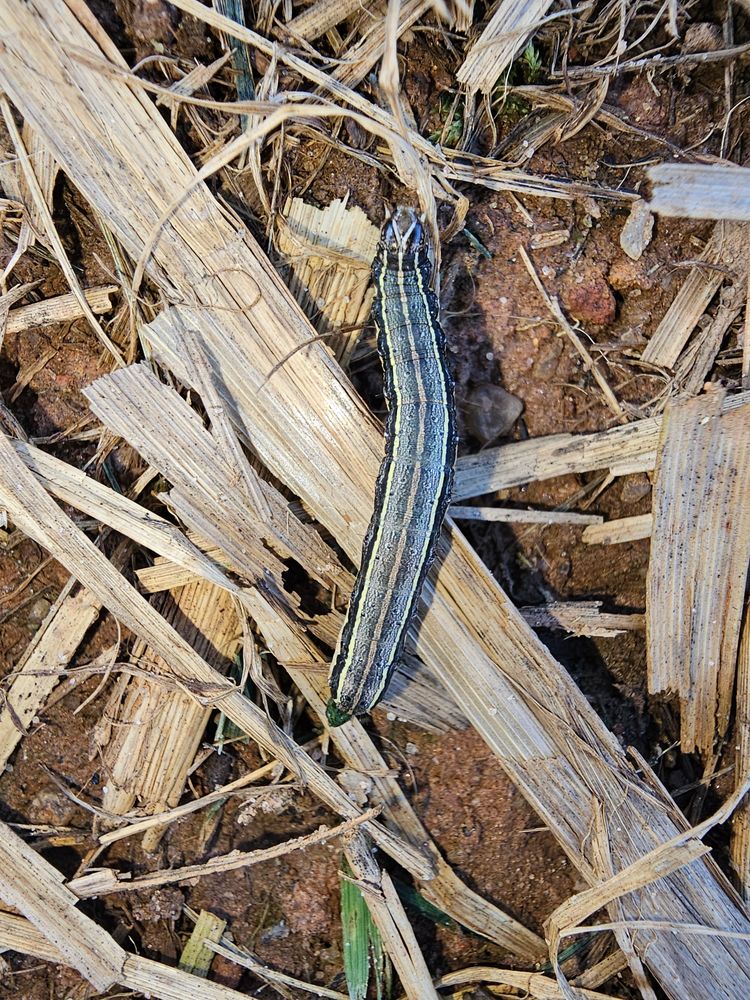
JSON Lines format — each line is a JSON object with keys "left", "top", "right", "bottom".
{"left": 620, "top": 199, "right": 654, "bottom": 261}
{"left": 532, "top": 338, "right": 563, "bottom": 380}
{"left": 463, "top": 383, "right": 524, "bottom": 444}
{"left": 682, "top": 22, "right": 722, "bottom": 53}
{"left": 621, "top": 474, "right": 652, "bottom": 504}
{"left": 28, "top": 597, "right": 51, "bottom": 625}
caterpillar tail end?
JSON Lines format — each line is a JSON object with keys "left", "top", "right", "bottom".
{"left": 326, "top": 697, "right": 352, "bottom": 728}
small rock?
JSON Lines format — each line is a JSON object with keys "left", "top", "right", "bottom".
{"left": 562, "top": 275, "right": 616, "bottom": 326}
{"left": 532, "top": 337, "right": 563, "bottom": 380}
{"left": 620, "top": 199, "right": 654, "bottom": 261}
{"left": 259, "top": 920, "right": 289, "bottom": 944}
{"left": 620, "top": 473, "right": 652, "bottom": 504}
{"left": 609, "top": 256, "right": 654, "bottom": 292}
{"left": 338, "top": 768, "right": 374, "bottom": 806}
{"left": 29, "top": 789, "right": 76, "bottom": 827}
{"left": 28, "top": 597, "right": 51, "bottom": 624}
{"left": 463, "top": 383, "right": 523, "bottom": 444}
{"left": 682, "top": 22, "right": 722, "bottom": 53}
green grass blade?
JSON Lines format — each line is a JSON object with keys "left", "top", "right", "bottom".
{"left": 340, "top": 860, "right": 370, "bottom": 1000}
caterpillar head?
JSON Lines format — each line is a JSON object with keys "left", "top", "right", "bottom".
{"left": 381, "top": 207, "right": 428, "bottom": 258}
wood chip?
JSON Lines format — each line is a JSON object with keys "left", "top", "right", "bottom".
{"left": 5, "top": 285, "right": 118, "bottom": 333}
{"left": 619, "top": 199, "right": 654, "bottom": 260}
{"left": 521, "top": 601, "right": 645, "bottom": 637}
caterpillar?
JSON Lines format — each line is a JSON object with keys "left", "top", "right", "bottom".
{"left": 327, "top": 208, "right": 457, "bottom": 726}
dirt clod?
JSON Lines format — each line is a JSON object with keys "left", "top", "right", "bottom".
{"left": 561, "top": 273, "right": 617, "bottom": 327}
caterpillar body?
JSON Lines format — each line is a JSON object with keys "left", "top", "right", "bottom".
{"left": 327, "top": 208, "right": 457, "bottom": 725}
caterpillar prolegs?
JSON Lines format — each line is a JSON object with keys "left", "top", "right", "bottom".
{"left": 327, "top": 209, "right": 457, "bottom": 725}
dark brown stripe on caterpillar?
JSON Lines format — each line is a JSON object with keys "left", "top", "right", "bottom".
{"left": 327, "top": 208, "right": 457, "bottom": 725}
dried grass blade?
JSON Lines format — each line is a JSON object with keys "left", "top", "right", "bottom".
{"left": 13, "top": 439, "right": 236, "bottom": 592}
{"left": 0, "top": 908, "right": 259, "bottom": 999}
{"left": 0, "top": 819, "right": 124, "bottom": 990}
{"left": 0, "top": 584, "right": 101, "bottom": 772}
{"left": 546, "top": 776, "right": 750, "bottom": 1000}
{"left": 0, "top": 97, "right": 124, "bottom": 366}
{"left": 97, "top": 582, "right": 238, "bottom": 845}
{"left": 99, "top": 756, "right": 300, "bottom": 847}
{"left": 178, "top": 910, "right": 226, "bottom": 978}
{"left": 0, "top": 428, "right": 434, "bottom": 881}
{"left": 647, "top": 390, "right": 750, "bottom": 755}
{"left": 674, "top": 282, "right": 744, "bottom": 396}
{"left": 345, "top": 831, "right": 440, "bottom": 1000}
{"left": 641, "top": 221, "right": 746, "bottom": 368}
{"left": 276, "top": 197, "right": 378, "bottom": 366}
{"left": 83, "top": 363, "right": 351, "bottom": 594}
{"left": 453, "top": 389, "right": 750, "bottom": 498}
{"left": 731, "top": 605, "right": 750, "bottom": 900}
{"left": 457, "top": 0, "right": 554, "bottom": 93}
{"left": 205, "top": 939, "right": 349, "bottom": 999}
{"left": 280, "top": 0, "right": 365, "bottom": 42}
{"left": 332, "top": 0, "right": 433, "bottom": 89}
{"left": 71, "top": 808, "right": 380, "bottom": 897}
{"left": 432, "top": 965, "right": 620, "bottom": 999}
{"left": 451, "top": 505, "right": 602, "bottom": 525}
{"left": 648, "top": 164, "right": 750, "bottom": 221}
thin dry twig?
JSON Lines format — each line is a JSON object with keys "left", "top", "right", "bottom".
{"left": 207, "top": 939, "right": 348, "bottom": 999}
{"left": 71, "top": 807, "right": 382, "bottom": 897}
{"left": 450, "top": 505, "right": 603, "bottom": 525}
{"left": 519, "top": 245, "right": 626, "bottom": 422}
